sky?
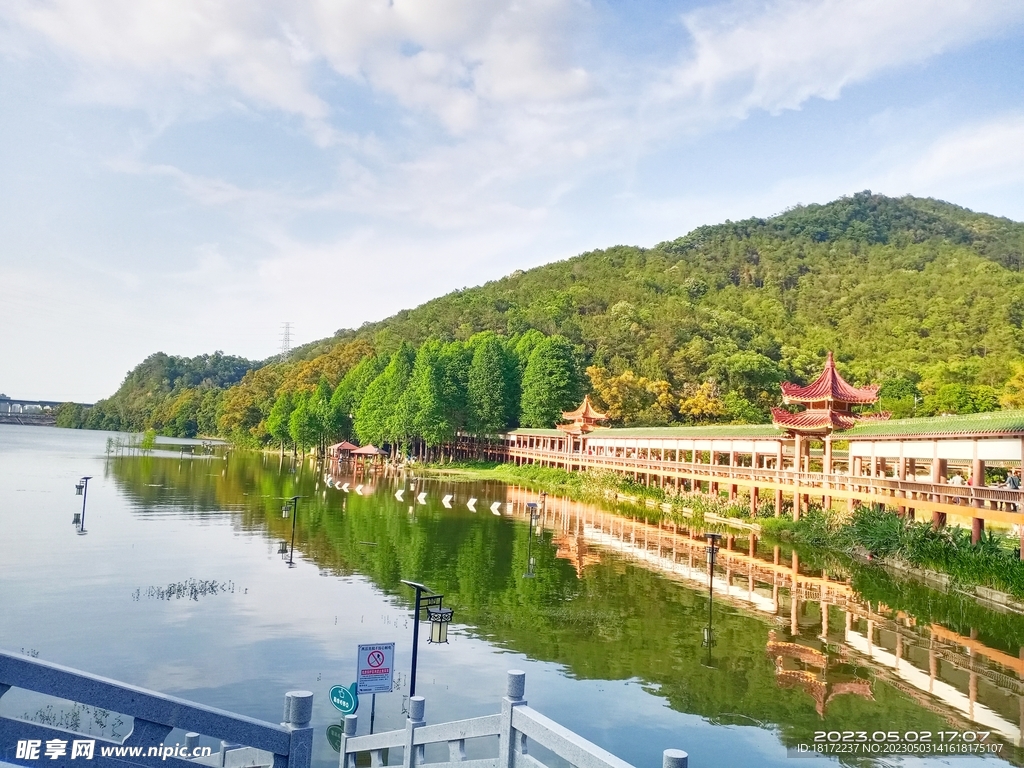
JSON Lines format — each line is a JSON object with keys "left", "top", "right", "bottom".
{"left": 2, "top": 0, "right": 1024, "bottom": 402}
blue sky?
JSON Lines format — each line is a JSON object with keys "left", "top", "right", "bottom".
{"left": 2, "top": 0, "right": 1024, "bottom": 401}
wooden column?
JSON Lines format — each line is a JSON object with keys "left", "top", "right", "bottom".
{"left": 972, "top": 458, "right": 986, "bottom": 544}
{"left": 750, "top": 485, "right": 759, "bottom": 517}
{"left": 907, "top": 457, "right": 916, "bottom": 519}
{"left": 790, "top": 551, "right": 800, "bottom": 637}
{"left": 823, "top": 435, "right": 833, "bottom": 510}
{"left": 931, "top": 458, "right": 947, "bottom": 530}
{"left": 729, "top": 451, "right": 738, "bottom": 501}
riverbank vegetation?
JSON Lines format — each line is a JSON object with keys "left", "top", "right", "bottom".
{"left": 762, "top": 506, "right": 1024, "bottom": 598}
{"left": 70, "top": 192, "right": 1024, "bottom": 446}
{"left": 437, "top": 460, "right": 1024, "bottom": 599}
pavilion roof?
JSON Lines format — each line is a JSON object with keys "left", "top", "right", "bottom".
{"left": 350, "top": 444, "right": 388, "bottom": 456}
{"left": 329, "top": 441, "right": 359, "bottom": 451}
{"left": 770, "top": 408, "right": 857, "bottom": 433}
{"left": 780, "top": 352, "right": 880, "bottom": 405}
{"left": 562, "top": 395, "right": 608, "bottom": 422}
{"left": 771, "top": 407, "right": 891, "bottom": 435}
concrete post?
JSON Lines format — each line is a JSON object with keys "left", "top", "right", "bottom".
{"left": 663, "top": 749, "right": 689, "bottom": 768}
{"left": 284, "top": 691, "right": 314, "bottom": 768}
{"left": 498, "top": 671, "right": 527, "bottom": 768}
{"left": 339, "top": 715, "right": 358, "bottom": 768}
{"left": 403, "top": 697, "right": 426, "bottom": 768}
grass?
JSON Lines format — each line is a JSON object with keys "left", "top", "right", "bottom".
{"left": 763, "top": 505, "right": 1024, "bottom": 598}
{"left": 433, "top": 459, "right": 1024, "bottom": 599}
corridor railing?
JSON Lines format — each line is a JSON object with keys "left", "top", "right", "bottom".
{"left": 338, "top": 671, "right": 687, "bottom": 768}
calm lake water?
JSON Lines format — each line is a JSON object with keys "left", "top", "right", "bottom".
{"left": 2, "top": 425, "right": 1020, "bottom": 767}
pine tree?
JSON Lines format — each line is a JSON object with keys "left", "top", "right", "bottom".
{"left": 331, "top": 354, "right": 387, "bottom": 440}
{"left": 468, "top": 336, "right": 517, "bottom": 435}
{"left": 289, "top": 392, "right": 318, "bottom": 454}
{"left": 520, "top": 335, "right": 583, "bottom": 428}
{"left": 404, "top": 340, "right": 450, "bottom": 449}
{"left": 355, "top": 343, "right": 415, "bottom": 447}
{"left": 267, "top": 391, "right": 294, "bottom": 452}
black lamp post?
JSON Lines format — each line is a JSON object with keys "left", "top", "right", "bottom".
{"left": 400, "top": 580, "right": 454, "bottom": 697}
{"left": 74, "top": 476, "right": 92, "bottom": 534}
{"left": 703, "top": 532, "right": 722, "bottom": 666}
{"left": 281, "top": 496, "right": 300, "bottom": 567}
{"left": 523, "top": 494, "right": 544, "bottom": 578}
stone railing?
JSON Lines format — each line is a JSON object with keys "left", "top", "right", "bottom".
{"left": 338, "top": 671, "right": 687, "bottom": 768}
{"left": 0, "top": 648, "right": 312, "bottom": 768}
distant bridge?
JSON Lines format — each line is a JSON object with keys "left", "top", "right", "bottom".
{"left": 0, "top": 396, "right": 93, "bottom": 413}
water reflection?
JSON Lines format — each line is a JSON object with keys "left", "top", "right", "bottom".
{"left": 103, "top": 449, "right": 1024, "bottom": 765}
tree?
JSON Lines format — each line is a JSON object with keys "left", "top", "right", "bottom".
{"left": 1000, "top": 364, "right": 1024, "bottom": 410}
{"left": 331, "top": 354, "right": 387, "bottom": 440}
{"left": 587, "top": 367, "right": 675, "bottom": 426}
{"left": 677, "top": 382, "right": 727, "bottom": 423}
{"left": 520, "top": 336, "right": 583, "bottom": 428}
{"left": 468, "top": 336, "right": 518, "bottom": 434}
{"left": 308, "top": 377, "right": 337, "bottom": 455}
{"left": 355, "top": 343, "right": 415, "bottom": 446}
{"left": 267, "top": 391, "right": 294, "bottom": 452}
{"left": 289, "top": 392, "right": 318, "bottom": 453}
{"left": 923, "top": 384, "right": 999, "bottom": 415}
{"left": 401, "top": 340, "right": 450, "bottom": 450}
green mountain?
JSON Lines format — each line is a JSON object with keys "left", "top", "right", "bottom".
{"left": 73, "top": 191, "right": 1024, "bottom": 443}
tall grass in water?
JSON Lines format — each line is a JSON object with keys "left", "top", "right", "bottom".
{"left": 763, "top": 505, "right": 1024, "bottom": 598}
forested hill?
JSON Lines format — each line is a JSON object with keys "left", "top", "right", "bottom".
{"left": 69, "top": 191, "right": 1024, "bottom": 448}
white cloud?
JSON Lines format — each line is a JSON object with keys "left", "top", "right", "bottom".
{"left": 897, "top": 115, "right": 1024, "bottom": 192}
{"left": 2, "top": 0, "right": 593, "bottom": 137}
{"left": 664, "top": 0, "right": 1024, "bottom": 118}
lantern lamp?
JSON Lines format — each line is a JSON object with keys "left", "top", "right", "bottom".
{"left": 427, "top": 605, "right": 453, "bottom": 644}
{"left": 702, "top": 626, "right": 716, "bottom": 648}
{"left": 72, "top": 513, "right": 81, "bottom": 526}
{"left": 75, "top": 483, "right": 84, "bottom": 496}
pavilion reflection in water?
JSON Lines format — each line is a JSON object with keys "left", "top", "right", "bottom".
{"left": 518, "top": 487, "right": 1024, "bottom": 750}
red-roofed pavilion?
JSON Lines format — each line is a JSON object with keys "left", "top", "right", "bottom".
{"left": 771, "top": 353, "right": 888, "bottom": 512}
{"left": 558, "top": 395, "right": 608, "bottom": 436}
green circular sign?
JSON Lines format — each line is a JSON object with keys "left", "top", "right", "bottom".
{"left": 326, "top": 724, "right": 344, "bottom": 753}
{"left": 330, "top": 683, "right": 359, "bottom": 714}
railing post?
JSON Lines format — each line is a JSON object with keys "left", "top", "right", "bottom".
{"left": 339, "top": 714, "right": 358, "bottom": 768}
{"left": 499, "top": 670, "right": 527, "bottom": 768}
{"left": 663, "top": 749, "right": 688, "bottom": 768}
{"left": 284, "top": 690, "right": 314, "bottom": 768}
{"left": 403, "top": 696, "right": 426, "bottom": 768}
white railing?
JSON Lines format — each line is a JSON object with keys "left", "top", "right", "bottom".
{"left": 0, "top": 648, "right": 311, "bottom": 768}
{"left": 338, "top": 672, "right": 687, "bottom": 768}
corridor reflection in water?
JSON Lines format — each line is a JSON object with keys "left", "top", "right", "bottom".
{"left": 0, "top": 425, "right": 1017, "bottom": 767}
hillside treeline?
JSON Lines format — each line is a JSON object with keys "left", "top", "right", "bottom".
{"left": 64, "top": 191, "right": 1024, "bottom": 447}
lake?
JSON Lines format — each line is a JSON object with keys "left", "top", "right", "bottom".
{"left": 1, "top": 424, "right": 1019, "bottom": 767}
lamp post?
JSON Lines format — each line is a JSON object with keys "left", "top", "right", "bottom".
{"left": 400, "top": 580, "right": 454, "bottom": 697}
{"left": 523, "top": 494, "right": 544, "bottom": 578}
{"left": 74, "top": 476, "right": 92, "bottom": 534}
{"left": 703, "top": 532, "right": 722, "bottom": 667}
{"left": 281, "top": 496, "right": 300, "bottom": 567}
